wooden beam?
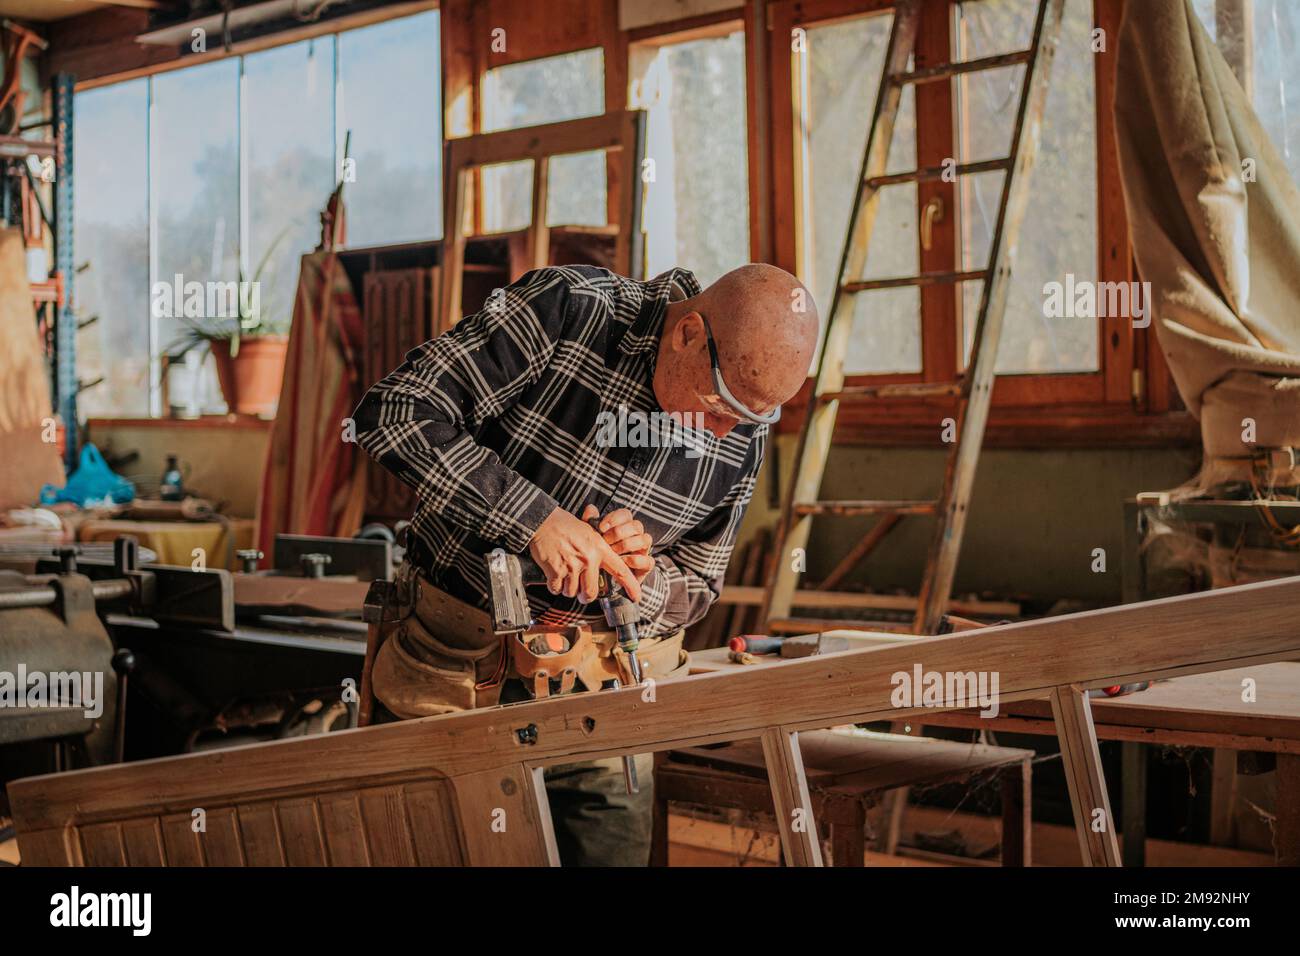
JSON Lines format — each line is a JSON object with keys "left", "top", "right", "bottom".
{"left": 1051, "top": 684, "right": 1122, "bottom": 866}
{"left": 11, "top": 577, "right": 1300, "bottom": 863}
{"left": 761, "top": 728, "right": 824, "bottom": 865}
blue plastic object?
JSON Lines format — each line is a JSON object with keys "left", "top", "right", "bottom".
{"left": 39, "top": 443, "right": 135, "bottom": 507}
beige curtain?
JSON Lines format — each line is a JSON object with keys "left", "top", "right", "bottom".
{"left": 1115, "top": 0, "right": 1300, "bottom": 481}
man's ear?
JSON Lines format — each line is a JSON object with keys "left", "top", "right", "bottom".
{"left": 671, "top": 311, "right": 705, "bottom": 352}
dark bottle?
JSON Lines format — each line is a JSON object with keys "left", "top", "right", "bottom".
{"left": 160, "top": 454, "right": 184, "bottom": 501}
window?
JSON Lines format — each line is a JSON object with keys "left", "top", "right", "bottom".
{"left": 954, "top": 0, "right": 1098, "bottom": 374}
{"left": 1193, "top": 0, "right": 1300, "bottom": 188}
{"left": 339, "top": 14, "right": 443, "bottom": 245}
{"left": 245, "top": 40, "right": 336, "bottom": 337}
{"left": 73, "top": 80, "right": 149, "bottom": 418}
{"left": 153, "top": 59, "right": 241, "bottom": 414}
{"left": 480, "top": 48, "right": 606, "bottom": 232}
{"left": 796, "top": 12, "right": 920, "bottom": 374}
{"left": 630, "top": 26, "right": 750, "bottom": 286}
{"left": 71, "top": 9, "right": 442, "bottom": 417}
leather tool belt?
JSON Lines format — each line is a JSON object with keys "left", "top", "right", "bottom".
{"left": 370, "top": 563, "right": 689, "bottom": 720}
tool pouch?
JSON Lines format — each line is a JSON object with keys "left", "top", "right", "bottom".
{"left": 371, "top": 564, "right": 691, "bottom": 719}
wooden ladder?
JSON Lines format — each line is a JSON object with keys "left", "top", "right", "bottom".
{"left": 763, "top": 0, "right": 1065, "bottom": 636}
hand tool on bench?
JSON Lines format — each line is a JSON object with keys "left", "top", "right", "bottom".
{"left": 728, "top": 633, "right": 850, "bottom": 658}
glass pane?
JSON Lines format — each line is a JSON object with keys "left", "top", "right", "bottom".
{"left": 153, "top": 59, "right": 241, "bottom": 414}
{"left": 802, "top": 13, "right": 921, "bottom": 374}
{"left": 1192, "top": 0, "right": 1300, "bottom": 186}
{"left": 338, "top": 10, "right": 443, "bottom": 246}
{"left": 480, "top": 48, "right": 605, "bottom": 231}
{"left": 245, "top": 39, "right": 335, "bottom": 339}
{"left": 955, "top": 0, "right": 1099, "bottom": 374}
{"left": 630, "top": 29, "right": 750, "bottom": 286}
{"left": 74, "top": 80, "right": 150, "bottom": 418}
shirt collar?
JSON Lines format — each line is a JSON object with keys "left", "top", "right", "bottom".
{"left": 617, "top": 267, "right": 702, "bottom": 361}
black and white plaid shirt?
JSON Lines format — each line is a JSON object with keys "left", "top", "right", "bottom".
{"left": 352, "top": 265, "right": 767, "bottom": 637}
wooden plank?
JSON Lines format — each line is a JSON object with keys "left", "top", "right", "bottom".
{"left": 404, "top": 780, "right": 465, "bottom": 866}
{"left": 160, "top": 813, "right": 204, "bottom": 867}
{"left": 80, "top": 822, "right": 127, "bottom": 866}
{"left": 761, "top": 728, "right": 823, "bottom": 866}
{"left": 1051, "top": 684, "right": 1121, "bottom": 866}
{"left": 276, "top": 798, "right": 328, "bottom": 866}
{"left": 197, "top": 807, "right": 245, "bottom": 867}
{"left": 528, "top": 157, "right": 552, "bottom": 271}
{"left": 357, "top": 786, "right": 417, "bottom": 866}
{"left": 1276, "top": 753, "right": 1300, "bottom": 867}
{"left": 14, "top": 827, "right": 81, "bottom": 866}
{"left": 10, "top": 578, "right": 1300, "bottom": 864}
{"left": 999, "top": 761, "right": 1031, "bottom": 866}
{"left": 121, "top": 818, "right": 165, "bottom": 867}
{"left": 237, "top": 803, "right": 286, "bottom": 866}
{"left": 319, "top": 792, "right": 371, "bottom": 866}
{"left": 449, "top": 765, "right": 557, "bottom": 866}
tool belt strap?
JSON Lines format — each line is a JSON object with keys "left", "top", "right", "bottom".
{"left": 370, "top": 566, "right": 689, "bottom": 720}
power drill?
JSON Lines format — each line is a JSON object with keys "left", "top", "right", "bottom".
{"left": 587, "top": 515, "right": 644, "bottom": 686}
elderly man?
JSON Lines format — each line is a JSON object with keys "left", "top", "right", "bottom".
{"left": 352, "top": 262, "right": 818, "bottom": 865}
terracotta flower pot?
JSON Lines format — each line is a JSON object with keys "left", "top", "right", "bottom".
{"left": 211, "top": 335, "right": 289, "bottom": 418}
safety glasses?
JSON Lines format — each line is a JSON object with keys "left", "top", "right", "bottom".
{"left": 697, "top": 315, "right": 782, "bottom": 425}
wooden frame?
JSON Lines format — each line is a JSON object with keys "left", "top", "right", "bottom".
{"left": 10, "top": 576, "right": 1300, "bottom": 866}
{"left": 438, "top": 109, "right": 647, "bottom": 331}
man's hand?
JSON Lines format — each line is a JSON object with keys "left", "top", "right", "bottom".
{"left": 585, "top": 505, "right": 655, "bottom": 583}
{"left": 529, "top": 506, "right": 642, "bottom": 604}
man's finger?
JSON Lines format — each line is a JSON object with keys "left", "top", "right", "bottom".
{"left": 581, "top": 503, "right": 600, "bottom": 523}
{"left": 604, "top": 519, "right": 644, "bottom": 545}
{"left": 597, "top": 508, "right": 634, "bottom": 534}
{"left": 596, "top": 540, "right": 640, "bottom": 603}
{"left": 623, "top": 553, "right": 655, "bottom": 573}
{"left": 580, "top": 551, "right": 603, "bottom": 606}
{"left": 561, "top": 559, "right": 584, "bottom": 598}
{"left": 612, "top": 532, "right": 653, "bottom": 555}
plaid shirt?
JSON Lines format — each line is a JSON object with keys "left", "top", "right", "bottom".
{"left": 352, "top": 265, "right": 767, "bottom": 637}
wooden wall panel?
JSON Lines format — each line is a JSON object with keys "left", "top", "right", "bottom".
{"left": 14, "top": 777, "right": 471, "bottom": 868}
{"left": 319, "top": 793, "right": 370, "bottom": 865}
{"left": 80, "top": 822, "right": 127, "bottom": 866}
{"left": 198, "top": 808, "right": 247, "bottom": 866}
{"left": 160, "top": 814, "right": 205, "bottom": 866}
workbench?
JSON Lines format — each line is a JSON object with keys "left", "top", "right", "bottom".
{"left": 690, "top": 645, "right": 1300, "bottom": 865}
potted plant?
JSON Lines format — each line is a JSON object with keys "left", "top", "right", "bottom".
{"left": 166, "top": 234, "right": 292, "bottom": 418}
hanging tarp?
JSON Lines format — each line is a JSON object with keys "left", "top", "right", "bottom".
{"left": 255, "top": 251, "right": 367, "bottom": 558}
{"left": 1115, "top": 0, "right": 1300, "bottom": 486}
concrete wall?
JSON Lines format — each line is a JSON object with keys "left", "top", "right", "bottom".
{"left": 740, "top": 436, "right": 1201, "bottom": 606}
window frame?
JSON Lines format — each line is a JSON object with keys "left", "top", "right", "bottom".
{"left": 766, "top": 0, "right": 1191, "bottom": 446}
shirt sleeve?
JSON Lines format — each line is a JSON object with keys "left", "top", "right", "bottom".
{"left": 634, "top": 427, "right": 768, "bottom": 637}
{"left": 350, "top": 268, "right": 576, "bottom": 553}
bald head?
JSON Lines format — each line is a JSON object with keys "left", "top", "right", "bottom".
{"left": 654, "top": 263, "right": 820, "bottom": 438}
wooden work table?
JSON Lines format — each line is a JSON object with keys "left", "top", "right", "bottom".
{"left": 690, "top": 641, "right": 1300, "bottom": 865}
